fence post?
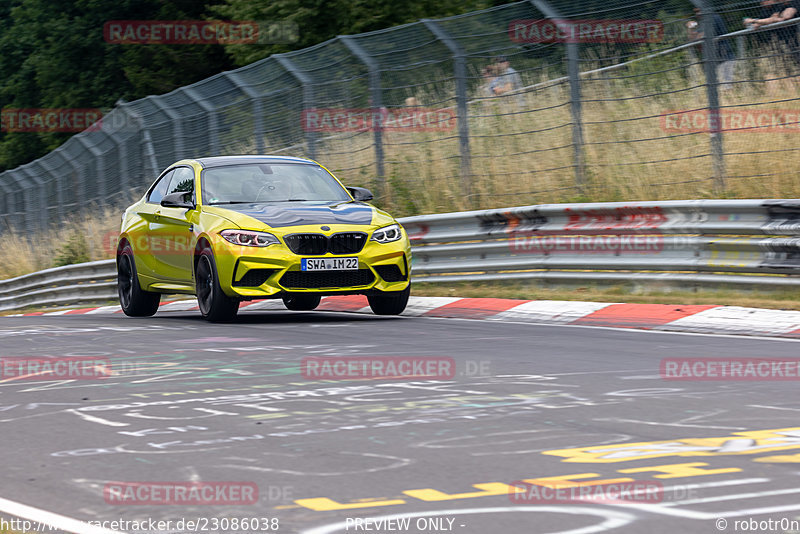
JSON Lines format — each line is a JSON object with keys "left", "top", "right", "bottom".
{"left": 691, "top": 0, "right": 726, "bottom": 193}
{"left": 340, "top": 35, "right": 385, "bottom": 198}
{"left": 76, "top": 135, "right": 107, "bottom": 204}
{"left": 0, "top": 174, "right": 15, "bottom": 231}
{"left": 150, "top": 97, "right": 186, "bottom": 160}
{"left": 275, "top": 55, "right": 317, "bottom": 160}
{"left": 119, "top": 104, "right": 160, "bottom": 181}
{"left": 421, "top": 19, "right": 473, "bottom": 202}
{"left": 224, "top": 71, "right": 265, "bottom": 154}
{"left": 530, "top": 0, "right": 585, "bottom": 192}
{"left": 13, "top": 169, "right": 41, "bottom": 231}
{"left": 182, "top": 87, "right": 220, "bottom": 156}
{"left": 37, "top": 156, "right": 64, "bottom": 224}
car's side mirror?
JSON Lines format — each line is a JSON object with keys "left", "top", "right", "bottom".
{"left": 347, "top": 186, "right": 374, "bottom": 202}
{"left": 161, "top": 191, "right": 195, "bottom": 209}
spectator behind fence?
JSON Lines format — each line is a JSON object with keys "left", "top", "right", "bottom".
{"left": 491, "top": 56, "right": 522, "bottom": 96}
{"left": 491, "top": 56, "right": 524, "bottom": 110}
{"left": 745, "top": 0, "right": 800, "bottom": 70}
{"left": 480, "top": 65, "right": 498, "bottom": 98}
{"left": 687, "top": 7, "right": 736, "bottom": 90}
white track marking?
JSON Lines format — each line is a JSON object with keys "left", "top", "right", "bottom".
{"left": 0, "top": 496, "right": 123, "bottom": 534}
{"left": 66, "top": 409, "right": 130, "bottom": 427}
{"left": 400, "top": 296, "right": 462, "bottom": 316}
{"left": 84, "top": 305, "right": 120, "bottom": 314}
{"left": 663, "top": 306, "right": 800, "bottom": 335}
{"left": 491, "top": 300, "right": 616, "bottom": 323}
{"left": 663, "top": 486, "right": 800, "bottom": 507}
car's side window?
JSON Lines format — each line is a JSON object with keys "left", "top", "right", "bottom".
{"left": 147, "top": 170, "right": 174, "bottom": 204}
{"left": 166, "top": 167, "right": 195, "bottom": 200}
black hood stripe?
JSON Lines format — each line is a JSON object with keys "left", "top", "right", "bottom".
{"left": 219, "top": 202, "right": 374, "bottom": 228}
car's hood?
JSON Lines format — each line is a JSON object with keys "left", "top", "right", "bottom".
{"left": 215, "top": 201, "right": 376, "bottom": 228}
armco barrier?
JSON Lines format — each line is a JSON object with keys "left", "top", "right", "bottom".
{"left": 1, "top": 199, "right": 799, "bottom": 312}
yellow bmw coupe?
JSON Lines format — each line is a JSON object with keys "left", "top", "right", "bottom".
{"left": 116, "top": 156, "right": 411, "bottom": 321}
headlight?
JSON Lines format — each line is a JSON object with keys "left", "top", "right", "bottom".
{"left": 220, "top": 229, "right": 280, "bottom": 247}
{"left": 371, "top": 223, "right": 402, "bottom": 244}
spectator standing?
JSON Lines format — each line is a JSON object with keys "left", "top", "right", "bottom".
{"left": 744, "top": 0, "right": 800, "bottom": 70}
{"left": 688, "top": 7, "right": 736, "bottom": 90}
{"left": 491, "top": 56, "right": 524, "bottom": 110}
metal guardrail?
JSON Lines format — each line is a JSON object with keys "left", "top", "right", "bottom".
{"left": 1, "top": 199, "right": 799, "bottom": 312}
{"left": 402, "top": 198, "right": 800, "bottom": 287}
{"left": 0, "top": 260, "right": 117, "bottom": 312}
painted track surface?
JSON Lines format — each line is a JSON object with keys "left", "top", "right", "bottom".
{"left": 2, "top": 306, "right": 800, "bottom": 534}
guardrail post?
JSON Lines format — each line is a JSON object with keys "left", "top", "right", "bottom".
{"left": 275, "top": 55, "right": 317, "bottom": 160}
{"left": 421, "top": 19, "right": 473, "bottom": 202}
{"left": 340, "top": 35, "right": 385, "bottom": 198}
{"left": 691, "top": 0, "right": 726, "bottom": 193}
{"left": 223, "top": 72, "right": 265, "bottom": 154}
{"left": 531, "top": 0, "right": 585, "bottom": 192}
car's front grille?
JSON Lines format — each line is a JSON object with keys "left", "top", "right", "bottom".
{"left": 279, "top": 269, "right": 375, "bottom": 289}
{"left": 284, "top": 232, "right": 368, "bottom": 255}
{"left": 284, "top": 234, "right": 329, "bottom": 255}
{"left": 330, "top": 232, "right": 368, "bottom": 254}
{"left": 374, "top": 264, "right": 406, "bottom": 282}
{"left": 233, "top": 269, "right": 276, "bottom": 287}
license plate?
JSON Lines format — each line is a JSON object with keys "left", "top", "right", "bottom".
{"left": 301, "top": 257, "right": 358, "bottom": 271}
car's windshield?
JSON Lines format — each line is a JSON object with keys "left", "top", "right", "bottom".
{"left": 201, "top": 163, "right": 351, "bottom": 204}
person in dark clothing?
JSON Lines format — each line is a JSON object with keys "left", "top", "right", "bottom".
{"left": 688, "top": 8, "right": 736, "bottom": 90}
{"left": 745, "top": 0, "right": 800, "bottom": 71}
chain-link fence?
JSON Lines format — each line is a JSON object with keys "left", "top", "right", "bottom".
{"left": 2, "top": 0, "right": 800, "bottom": 232}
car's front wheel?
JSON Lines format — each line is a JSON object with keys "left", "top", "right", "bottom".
{"left": 118, "top": 244, "right": 160, "bottom": 317}
{"left": 367, "top": 284, "right": 410, "bottom": 315}
{"left": 196, "top": 248, "right": 239, "bottom": 322}
{"left": 283, "top": 294, "right": 321, "bottom": 311}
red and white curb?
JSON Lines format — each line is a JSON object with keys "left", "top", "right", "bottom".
{"left": 6, "top": 296, "right": 800, "bottom": 338}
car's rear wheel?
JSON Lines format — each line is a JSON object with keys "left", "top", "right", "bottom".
{"left": 196, "top": 248, "right": 239, "bottom": 322}
{"left": 367, "top": 284, "right": 410, "bottom": 315}
{"left": 118, "top": 244, "right": 160, "bottom": 317}
{"left": 282, "top": 294, "right": 321, "bottom": 311}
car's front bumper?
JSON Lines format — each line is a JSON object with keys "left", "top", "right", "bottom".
{"left": 212, "top": 227, "right": 411, "bottom": 299}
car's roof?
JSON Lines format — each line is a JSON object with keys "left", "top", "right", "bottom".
{"left": 194, "top": 155, "right": 316, "bottom": 168}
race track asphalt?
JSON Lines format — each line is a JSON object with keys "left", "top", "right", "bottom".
{"left": 1, "top": 308, "right": 799, "bottom": 534}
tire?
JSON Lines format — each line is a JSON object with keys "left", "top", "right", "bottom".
{"left": 282, "top": 294, "right": 321, "bottom": 311}
{"left": 117, "top": 244, "right": 160, "bottom": 317}
{"left": 195, "top": 248, "right": 240, "bottom": 322}
{"left": 367, "top": 284, "right": 410, "bottom": 316}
